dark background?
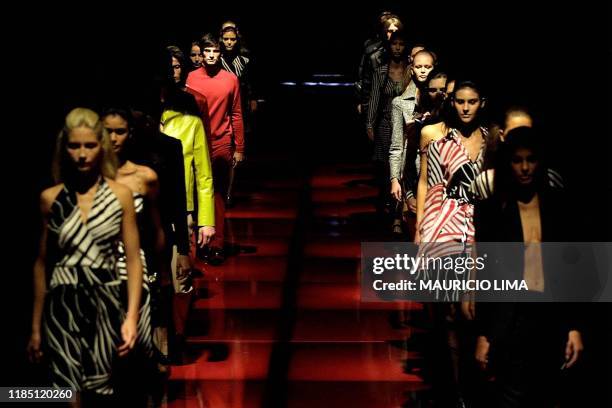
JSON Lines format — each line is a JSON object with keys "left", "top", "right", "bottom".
{"left": 4, "top": 0, "right": 611, "bottom": 393}
{"left": 21, "top": 1, "right": 612, "bottom": 192}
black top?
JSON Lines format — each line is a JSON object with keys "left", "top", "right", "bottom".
{"left": 473, "top": 189, "right": 593, "bottom": 343}
{"left": 358, "top": 44, "right": 386, "bottom": 108}
{"left": 139, "top": 131, "right": 190, "bottom": 255}
{"left": 221, "top": 52, "right": 257, "bottom": 103}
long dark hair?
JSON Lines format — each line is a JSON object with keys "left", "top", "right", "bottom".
{"left": 158, "top": 46, "right": 201, "bottom": 117}
{"left": 165, "top": 45, "right": 189, "bottom": 86}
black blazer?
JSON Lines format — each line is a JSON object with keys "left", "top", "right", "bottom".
{"left": 140, "top": 131, "right": 190, "bottom": 255}
{"left": 473, "top": 189, "right": 594, "bottom": 343}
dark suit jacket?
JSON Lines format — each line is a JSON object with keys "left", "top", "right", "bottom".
{"left": 473, "top": 189, "right": 592, "bottom": 344}
{"left": 140, "top": 131, "right": 190, "bottom": 255}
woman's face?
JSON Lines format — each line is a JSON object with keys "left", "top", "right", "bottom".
{"left": 511, "top": 147, "right": 539, "bottom": 186}
{"left": 103, "top": 115, "right": 129, "bottom": 154}
{"left": 427, "top": 77, "right": 447, "bottom": 101}
{"left": 66, "top": 127, "right": 102, "bottom": 173}
{"left": 411, "top": 53, "right": 434, "bottom": 84}
{"left": 190, "top": 45, "right": 203, "bottom": 67}
{"left": 390, "top": 38, "right": 406, "bottom": 59}
{"left": 453, "top": 87, "right": 482, "bottom": 124}
{"left": 172, "top": 56, "right": 182, "bottom": 83}
{"left": 222, "top": 31, "right": 238, "bottom": 52}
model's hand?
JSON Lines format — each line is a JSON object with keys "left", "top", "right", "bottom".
{"left": 461, "top": 297, "right": 476, "bottom": 320}
{"left": 357, "top": 104, "right": 362, "bottom": 114}
{"left": 475, "top": 336, "right": 490, "bottom": 370}
{"left": 391, "top": 179, "right": 402, "bottom": 201}
{"left": 564, "top": 330, "right": 584, "bottom": 368}
{"left": 366, "top": 128, "right": 374, "bottom": 141}
{"left": 250, "top": 100, "right": 258, "bottom": 112}
{"left": 187, "top": 213, "right": 195, "bottom": 229}
{"left": 232, "top": 152, "right": 245, "bottom": 167}
{"left": 118, "top": 317, "right": 138, "bottom": 357}
{"left": 176, "top": 254, "right": 192, "bottom": 279}
{"left": 27, "top": 332, "right": 43, "bottom": 363}
{"left": 407, "top": 197, "right": 417, "bottom": 213}
{"left": 414, "top": 230, "right": 421, "bottom": 245}
{"left": 197, "top": 226, "right": 215, "bottom": 248}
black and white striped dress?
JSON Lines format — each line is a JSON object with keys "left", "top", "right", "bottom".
{"left": 43, "top": 179, "right": 151, "bottom": 395}
{"left": 115, "top": 193, "right": 154, "bottom": 352}
{"left": 221, "top": 53, "right": 255, "bottom": 129}
{"left": 367, "top": 64, "right": 403, "bottom": 162}
{"left": 221, "top": 54, "right": 249, "bottom": 78}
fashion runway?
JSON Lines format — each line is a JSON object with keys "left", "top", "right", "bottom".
{"left": 166, "top": 157, "right": 431, "bottom": 407}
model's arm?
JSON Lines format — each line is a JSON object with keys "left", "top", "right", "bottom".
{"left": 27, "top": 188, "right": 56, "bottom": 362}
{"left": 415, "top": 126, "right": 436, "bottom": 243}
{"left": 192, "top": 116, "right": 215, "bottom": 246}
{"left": 243, "top": 56, "right": 258, "bottom": 111}
{"left": 389, "top": 98, "right": 406, "bottom": 201}
{"left": 562, "top": 299, "right": 584, "bottom": 369}
{"left": 169, "top": 138, "right": 190, "bottom": 256}
{"left": 366, "top": 67, "right": 381, "bottom": 140}
{"left": 143, "top": 168, "right": 168, "bottom": 280}
{"left": 230, "top": 77, "right": 245, "bottom": 155}
{"left": 145, "top": 168, "right": 165, "bottom": 254}
{"left": 355, "top": 51, "right": 367, "bottom": 106}
{"left": 112, "top": 181, "right": 142, "bottom": 356}
{"left": 360, "top": 52, "right": 376, "bottom": 111}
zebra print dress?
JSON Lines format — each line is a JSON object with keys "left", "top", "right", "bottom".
{"left": 115, "top": 193, "right": 153, "bottom": 354}
{"left": 43, "top": 179, "right": 151, "bottom": 395}
{"left": 221, "top": 54, "right": 249, "bottom": 78}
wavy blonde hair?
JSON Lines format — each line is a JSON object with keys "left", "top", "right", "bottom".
{"left": 52, "top": 107, "right": 118, "bottom": 183}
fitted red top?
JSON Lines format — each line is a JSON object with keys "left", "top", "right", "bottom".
{"left": 186, "top": 67, "right": 244, "bottom": 153}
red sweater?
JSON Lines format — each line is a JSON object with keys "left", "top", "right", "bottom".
{"left": 186, "top": 67, "right": 244, "bottom": 153}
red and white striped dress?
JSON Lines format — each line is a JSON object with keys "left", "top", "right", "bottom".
{"left": 416, "top": 128, "right": 487, "bottom": 300}
{"left": 420, "top": 128, "right": 487, "bottom": 244}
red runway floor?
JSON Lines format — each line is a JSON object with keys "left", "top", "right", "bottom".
{"left": 167, "top": 162, "right": 429, "bottom": 407}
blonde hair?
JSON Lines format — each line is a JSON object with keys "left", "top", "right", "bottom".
{"left": 52, "top": 107, "right": 118, "bottom": 183}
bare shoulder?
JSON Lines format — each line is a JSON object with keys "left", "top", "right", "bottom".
{"left": 136, "top": 164, "right": 158, "bottom": 184}
{"left": 105, "top": 178, "right": 133, "bottom": 208}
{"left": 420, "top": 123, "right": 446, "bottom": 150}
{"left": 40, "top": 184, "right": 64, "bottom": 214}
{"left": 420, "top": 123, "right": 443, "bottom": 142}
